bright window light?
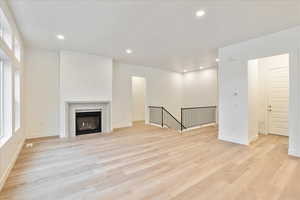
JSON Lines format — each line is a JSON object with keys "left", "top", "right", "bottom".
{"left": 0, "top": 8, "right": 12, "bottom": 49}
{"left": 0, "top": 60, "right": 13, "bottom": 139}
{"left": 14, "top": 38, "right": 21, "bottom": 62}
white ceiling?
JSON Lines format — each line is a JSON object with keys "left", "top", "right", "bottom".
{"left": 8, "top": 0, "right": 300, "bottom": 72}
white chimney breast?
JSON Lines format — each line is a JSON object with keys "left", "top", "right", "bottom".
{"left": 59, "top": 51, "right": 113, "bottom": 137}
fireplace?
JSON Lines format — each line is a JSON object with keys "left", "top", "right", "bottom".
{"left": 76, "top": 111, "right": 102, "bottom": 135}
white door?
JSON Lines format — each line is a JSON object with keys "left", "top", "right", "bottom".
{"left": 267, "top": 65, "right": 289, "bottom": 136}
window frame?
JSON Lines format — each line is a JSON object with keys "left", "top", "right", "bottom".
{"left": 14, "top": 70, "right": 20, "bottom": 132}
{"left": 0, "top": 7, "right": 12, "bottom": 50}
{"left": 14, "top": 38, "right": 21, "bottom": 62}
{"left": 0, "top": 3, "right": 23, "bottom": 147}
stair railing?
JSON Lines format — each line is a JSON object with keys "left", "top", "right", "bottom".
{"left": 149, "top": 106, "right": 164, "bottom": 127}
{"left": 149, "top": 106, "right": 186, "bottom": 132}
{"left": 149, "top": 105, "right": 217, "bottom": 132}
{"left": 181, "top": 106, "right": 217, "bottom": 129}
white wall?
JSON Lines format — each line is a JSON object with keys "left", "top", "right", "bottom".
{"left": 182, "top": 68, "right": 218, "bottom": 107}
{"left": 24, "top": 50, "right": 186, "bottom": 133}
{"left": 219, "top": 59, "right": 249, "bottom": 144}
{"left": 132, "top": 76, "right": 146, "bottom": 121}
{"left": 257, "top": 58, "right": 268, "bottom": 134}
{"left": 0, "top": 0, "right": 25, "bottom": 191}
{"left": 248, "top": 59, "right": 259, "bottom": 142}
{"left": 24, "top": 50, "right": 114, "bottom": 138}
{"left": 60, "top": 51, "right": 113, "bottom": 102}
{"left": 59, "top": 51, "right": 113, "bottom": 137}
{"left": 24, "top": 48, "right": 59, "bottom": 138}
{"left": 23, "top": 49, "right": 219, "bottom": 132}
{"left": 112, "top": 62, "right": 183, "bottom": 129}
{"left": 218, "top": 25, "right": 300, "bottom": 157}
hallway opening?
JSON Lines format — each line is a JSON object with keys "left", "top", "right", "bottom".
{"left": 248, "top": 53, "right": 289, "bottom": 143}
{"left": 131, "top": 76, "right": 146, "bottom": 124}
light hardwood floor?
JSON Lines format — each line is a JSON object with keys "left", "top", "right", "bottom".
{"left": 1, "top": 123, "right": 300, "bottom": 200}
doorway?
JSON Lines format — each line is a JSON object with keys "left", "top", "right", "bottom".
{"left": 248, "top": 53, "right": 289, "bottom": 141}
{"left": 131, "top": 76, "right": 146, "bottom": 125}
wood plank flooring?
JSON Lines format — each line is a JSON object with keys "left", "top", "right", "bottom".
{"left": 0, "top": 123, "right": 299, "bottom": 200}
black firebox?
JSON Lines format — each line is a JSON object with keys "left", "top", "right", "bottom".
{"left": 76, "top": 111, "right": 102, "bottom": 135}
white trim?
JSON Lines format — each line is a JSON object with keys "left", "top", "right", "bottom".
{"left": 0, "top": 138, "right": 24, "bottom": 191}
{"left": 14, "top": 70, "right": 21, "bottom": 132}
{"left": 112, "top": 123, "right": 132, "bottom": 131}
{"left": 249, "top": 134, "right": 259, "bottom": 144}
{"left": 182, "top": 123, "right": 216, "bottom": 132}
{"left": 288, "top": 148, "right": 300, "bottom": 158}
{"left": 26, "top": 132, "right": 59, "bottom": 139}
{"left": 218, "top": 135, "right": 249, "bottom": 145}
{"left": 0, "top": 134, "right": 10, "bottom": 148}
{"left": 113, "top": 122, "right": 133, "bottom": 130}
{"left": 149, "top": 123, "right": 163, "bottom": 128}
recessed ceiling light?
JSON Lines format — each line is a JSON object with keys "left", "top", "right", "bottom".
{"left": 199, "top": 66, "right": 204, "bottom": 69}
{"left": 126, "top": 49, "right": 132, "bottom": 54}
{"left": 183, "top": 69, "right": 187, "bottom": 73}
{"left": 216, "top": 58, "right": 220, "bottom": 62}
{"left": 56, "top": 34, "right": 65, "bottom": 40}
{"left": 196, "top": 10, "right": 206, "bottom": 18}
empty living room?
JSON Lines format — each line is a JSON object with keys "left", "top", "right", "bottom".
{"left": 1, "top": 0, "right": 300, "bottom": 199}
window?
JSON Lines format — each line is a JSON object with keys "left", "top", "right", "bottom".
{"left": 14, "top": 38, "right": 21, "bottom": 62}
{"left": 0, "top": 5, "right": 22, "bottom": 143}
{"left": 14, "top": 71, "right": 20, "bottom": 131}
{"left": 0, "top": 60, "right": 12, "bottom": 139}
{"left": 0, "top": 8, "right": 12, "bottom": 49}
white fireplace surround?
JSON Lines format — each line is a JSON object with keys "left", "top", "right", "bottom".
{"left": 60, "top": 100, "right": 112, "bottom": 137}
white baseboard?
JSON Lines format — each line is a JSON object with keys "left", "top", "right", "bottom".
{"left": 183, "top": 123, "right": 216, "bottom": 132}
{"left": 0, "top": 138, "right": 25, "bottom": 192}
{"left": 27, "top": 132, "right": 59, "bottom": 139}
{"left": 218, "top": 135, "right": 249, "bottom": 145}
{"left": 249, "top": 134, "right": 259, "bottom": 144}
{"left": 112, "top": 123, "right": 133, "bottom": 131}
{"left": 149, "top": 123, "right": 163, "bottom": 128}
{"left": 288, "top": 148, "right": 300, "bottom": 158}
